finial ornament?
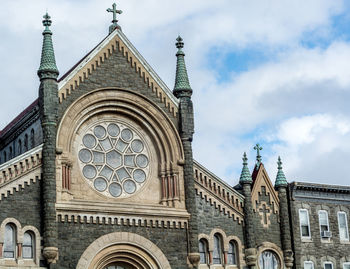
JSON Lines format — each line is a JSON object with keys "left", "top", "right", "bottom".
{"left": 239, "top": 152, "right": 253, "bottom": 184}
{"left": 176, "top": 36, "right": 184, "bottom": 49}
{"left": 107, "top": 2, "right": 122, "bottom": 33}
{"left": 42, "top": 13, "right": 52, "bottom": 31}
{"left": 254, "top": 143, "right": 263, "bottom": 167}
{"left": 275, "top": 156, "right": 288, "bottom": 187}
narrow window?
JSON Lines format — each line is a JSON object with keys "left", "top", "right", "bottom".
{"left": 199, "top": 239, "right": 208, "bottom": 264}
{"left": 228, "top": 241, "right": 237, "bottom": 265}
{"left": 3, "top": 152, "right": 6, "bottom": 162}
{"left": 319, "top": 210, "right": 330, "bottom": 238}
{"left": 213, "top": 234, "right": 223, "bottom": 264}
{"left": 24, "top": 134, "right": 28, "bottom": 151}
{"left": 18, "top": 139, "right": 22, "bottom": 155}
{"left": 304, "top": 261, "right": 314, "bottom": 269}
{"left": 324, "top": 262, "right": 333, "bottom": 269}
{"left": 344, "top": 262, "right": 350, "bottom": 269}
{"left": 3, "top": 224, "right": 16, "bottom": 258}
{"left": 30, "top": 129, "right": 35, "bottom": 148}
{"left": 22, "top": 232, "right": 34, "bottom": 259}
{"left": 299, "top": 209, "right": 311, "bottom": 238}
{"left": 338, "top": 212, "right": 349, "bottom": 241}
{"left": 9, "top": 147, "right": 13, "bottom": 159}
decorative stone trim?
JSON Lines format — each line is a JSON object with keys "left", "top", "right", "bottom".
{"left": 57, "top": 212, "right": 187, "bottom": 229}
{"left": 320, "top": 256, "right": 337, "bottom": 268}
{"left": 198, "top": 231, "right": 245, "bottom": 269}
{"left": 0, "top": 145, "right": 42, "bottom": 185}
{"left": 58, "top": 29, "right": 178, "bottom": 117}
{"left": 195, "top": 186, "right": 244, "bottom": 224}
{"left": 76, "top": 232, "right": 171, "bottom": 269}
{"left": 256, "top": 242, "right": 284, "bottom": 269}
{"left": 0, "top": 218, "right": 42, "bottom": 267}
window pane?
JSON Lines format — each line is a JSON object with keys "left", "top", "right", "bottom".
{"left": 344, "top": 263, "right": 350, "bottom": 269}
{"left": 319, "top": 211, "right": 328, "bottom": 226}
{"left": 213, "top": 235, "right": 222, "bottom": 264}
{"left": 199, "top": 240, "right": 207, "bottom": 264}
{"left": 304, "top": 261, "right": 314, "bottom": 269}
{"left": 23, "top": 232, "right": 33, "bottom": 259}
{"left": 3, "top": 224, "right": 15, "bottom": 258}
{"left": 228, "top": 242, "right": 236, "bottom": 265}
{"left": 338, "top": 212, "right": 349, "bottom": 240}
{"left": 324, "top": 263, "right": 333, "bottom": 269}
{"left": 300, "top": 211, "right": 308, "bottom": 225}
{"left": 259, "top": 251, "right": 279, "bottom": 269}
{"left": 302, "top": 226, "right": 310, "bottom": 237}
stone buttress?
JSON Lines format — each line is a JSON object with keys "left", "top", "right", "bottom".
{"left": 239, "top": 153, "right": 257, "bottom": 268}
{"left": 274, "top": 157, "right": 294, "bottom": 268}
{"left": 173, "top": 36, "right": 200, "bottom": 268}
{"left": 37, "top": 13, "right": 59, "bottom": 266}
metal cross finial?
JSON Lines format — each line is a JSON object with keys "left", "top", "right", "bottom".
{"left": 242, "top": 152, "right": 248, "bottom": 165}
{"left": 254, "top": 143, "right": 263, "bottom": 164}
{"left": 277, "top": 156, "right": 282, "bottom": 169}
{"left": 42, "top": 12, "right": 52, "bottom": 30}
{"left": 107, "top": 3, "right": 122, "bottom": 24}
{"left": 176, "top": 36, "right": 184, "bottom": 49}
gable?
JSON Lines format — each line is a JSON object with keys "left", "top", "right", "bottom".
{"left": 251, "top": 164, "right": 279, "bottom": 217}
{"left": 57, "top": 29, "right": 178, "bottom": 120}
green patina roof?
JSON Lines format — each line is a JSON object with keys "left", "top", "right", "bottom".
{"left": 275, "top": 156, "right": 288, "bottom": 187}
{"left": 37, "top": 13, "right": 59, "bottom": 79}
{"left": 173, "top": 36, "right": 192, "bottom": 98}
{"left": 239, "top": 152, "right": 253, "bottom": 184}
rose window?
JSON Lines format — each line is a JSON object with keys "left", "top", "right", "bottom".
{"left": 78, "top": 121, "right": 149, "bottom": 198}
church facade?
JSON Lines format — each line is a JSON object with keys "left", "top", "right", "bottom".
{"left": 0, "top": 4, "right": 349, "bottom": 269}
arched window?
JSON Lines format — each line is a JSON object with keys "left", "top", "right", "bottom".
{"left": 259, "top": 250, "right": 279, "bottom": 269}
{"left": 9, "top": 147, "right": 13, "bottom": 159}
{"left": 24, "top": 134, "right": 28, "bottom": 152}
{"left": 199, "top": 239, "right": 209, "bottom": 264}
{"left": 228, "top": 241, "right": 237, "bottom": 265}
{"left": 18, "top": 139, "right": 22, "bottom": 155}
{"left": 3, "top": 151, "right": 6, "bottom": 163}
{"left": 3, "top": 224, "right": 16, "bottom": 258}
{"left": 30, "top": 129, "right": 35, "bottom": 148}
{"left": 213, "top": 234, "right": 223, "bottom": 264}
{"left": 22, "top": 231, "right": 34, "bottom": 259}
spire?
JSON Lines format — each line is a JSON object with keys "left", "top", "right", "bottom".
{"left": 275, "top": 156, "right": 288, "bottom": 187}
{"left": 107, "top": 2, "right": 122, "bottom": 33}
{"left": 239, "top": 152, "right": 253, "bottom": 184}
{"left": 37, "top": 13, "right": 59, "bottom": 80}
{"left": 254, "top": 143, "right": 263, "bottom": 169}
{"left": 173, "top": 36, "right": 192, "bottom": 98}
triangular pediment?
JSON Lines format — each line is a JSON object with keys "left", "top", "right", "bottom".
{"left": 57, "top": 29, "right": 178, "bottom": 117}
{"left": 251, "top": 164, "right": 279, "bottom": 214}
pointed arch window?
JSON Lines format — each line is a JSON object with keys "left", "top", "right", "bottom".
{"left": 24, "top": 134, "right": 28, "bottom": 152}
{"left": 213, "top": 234, "right": 223, "bottom": 264}
{"left": 18, "top": 139, "right": 22, "bottom": 155}
{"left": 30, "top": 129, "right": 35, "bottom": 148}
{"left": 22, "top": 231, "right": 34, "bottom": 259}
{"left": 3, "top": 224, "right": 16, "bottom": 258}
{"left": 199, "top": 239, "right": 209, "bottom": 264}
{"left": 228, "top": 241, "right": 237, "bottom": 265}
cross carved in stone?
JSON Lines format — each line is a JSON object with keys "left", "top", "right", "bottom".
{"left": 107, "top": 3, "right": 123, "bottom": 23}
{"left": 259, "top": 203, "right": 270, "bottom": 225}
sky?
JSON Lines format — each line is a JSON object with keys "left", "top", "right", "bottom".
{"left": 1, "top": 0, "right": 350, "bottom": 186}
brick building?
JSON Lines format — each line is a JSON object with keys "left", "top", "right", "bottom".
{"left": 0, "top": 4, "right": 349, "bottom": 269}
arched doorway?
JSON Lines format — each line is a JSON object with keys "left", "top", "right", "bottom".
{"left": 76, "top": 232, "right": 171, "bottom": 269}
{"left": 105, "top": 262, "right": 136, "bottom": 269}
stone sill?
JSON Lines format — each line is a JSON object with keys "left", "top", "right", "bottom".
{"left": 301, "top": 238, "right": 313, "bottom": 243}
{"left": 199, "top": 265, "right": 238, "bottom": 269}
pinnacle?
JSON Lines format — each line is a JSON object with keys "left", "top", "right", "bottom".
{"left": 239, "top": 152, "right": 253, "bottom": 184}
{"left": 275, "top": 156, "right": 288, "bottom": 188}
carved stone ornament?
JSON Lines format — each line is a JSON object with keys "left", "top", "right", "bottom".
{"left": 284, "top": 249, "right": 294, "bottom": 268}
{"left": 245, "top": 247, "right": 257, "bottom": 266}
{"left": 188, "top": 252, "right": 200, "bottom": 268}
{"left": 43, "top": 246, "right": 59, "bottom": 264}
{"left": 78, "top": 121, "right": 150, "bottom": 198}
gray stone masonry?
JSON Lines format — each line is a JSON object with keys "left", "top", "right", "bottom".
{"left": 39, "top": 78, "right": 58, "bottom": 252}
{"left": 56, "top": 222, "right": 188, "bottom": 269}
{"left": 57, "top": 46, "right": 178, "bottom": 127}
{"left": 289, "top": 183, "right": 350, "bottom": 269}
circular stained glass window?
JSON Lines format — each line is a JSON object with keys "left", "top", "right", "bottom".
{"left": 78, "top": 122, "right": 150, "bottom": 198}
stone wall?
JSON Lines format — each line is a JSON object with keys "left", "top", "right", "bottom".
{"left": 56, "top": 222, "right": 188, "bottom": 269}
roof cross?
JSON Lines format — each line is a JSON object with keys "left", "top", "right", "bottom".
{"left": 107, "top": 3, "right": 122, "bottom": 24}
{"left": 254, "top": 143, "right": 263, "bottom": 166}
